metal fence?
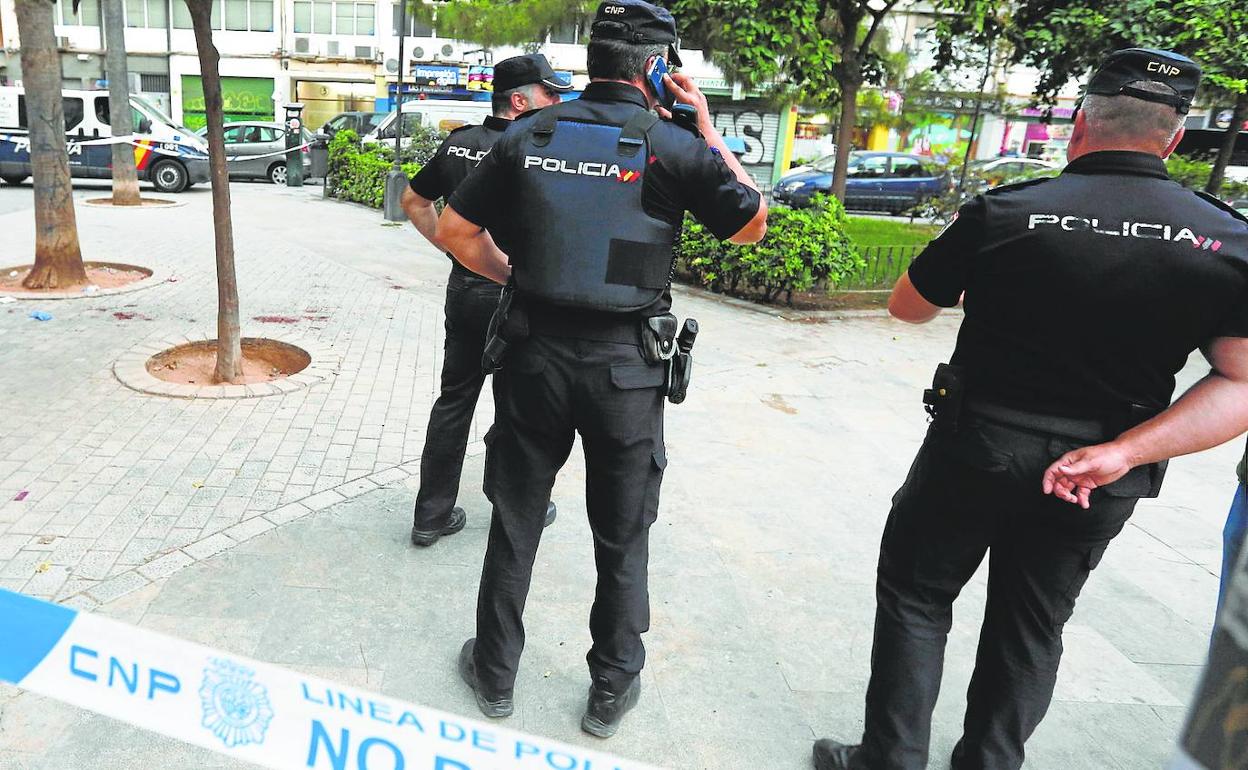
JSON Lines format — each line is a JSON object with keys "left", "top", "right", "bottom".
{"left": 837, "top": 244, "right": 922, "bottom": 290}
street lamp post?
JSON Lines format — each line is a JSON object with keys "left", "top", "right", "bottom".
{"left": 382, "top": 0, "right": 408, "bottom": 221}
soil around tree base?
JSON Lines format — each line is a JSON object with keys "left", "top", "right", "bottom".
{"left": 146, "top": 338, "right": 311, "bottom": 386}
{"left": 82, "top": 197, "right": 178, "bottom": 208}
{"left": 0, "top": 262, "right": 152, "bottom": 295}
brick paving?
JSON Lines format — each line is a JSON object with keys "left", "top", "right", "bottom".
{"left": 0, "top": 181, "right": 472, "bottom": 610}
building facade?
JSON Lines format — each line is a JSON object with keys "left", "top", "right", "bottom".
{"left": 0, "top": 0, "right": 793, "bottom": 187}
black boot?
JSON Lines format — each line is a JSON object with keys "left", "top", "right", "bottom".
{"left": 457, "top": 639, "right": 513, "bottom": 718}
{"left": 544, "top": 501, "right": 557, "bottom": 528}
{"left": 411, "top": 507, "right": 467, "bottom": 547}
{"left": 581, "top": 676, "right": 640, "bottom": 738}
{"left": 812, "top": 739, "right": 859, "bottom": 770}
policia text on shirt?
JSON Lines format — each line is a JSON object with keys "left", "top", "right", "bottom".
{"left": 436, "top": 0, "right": 767, "bottom": 741}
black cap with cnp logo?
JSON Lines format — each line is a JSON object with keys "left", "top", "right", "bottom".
{"left": 1085, "top": 47, "right": 1201, "bottom": 114}
{"left": 492, "top": 53, "right": 573, "bottom": 94}
{"left": 591, "top": 0, "right": 683, "bottom": 67}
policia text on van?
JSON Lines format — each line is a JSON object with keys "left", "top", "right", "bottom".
{"left": 0, "top": 86, "right": 209, "bottom": 193}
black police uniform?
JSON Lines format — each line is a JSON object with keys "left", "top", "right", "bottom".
{"left": 448, "top": 81, "right": 759, "bottom": 699}
{"left": 853, "top": 152, "right": 1248, "bottom": 770}
{"left": 408, "top": 117, "right": 512, "bottom": 532}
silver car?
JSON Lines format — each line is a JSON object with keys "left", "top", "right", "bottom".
{"left": 195, "top": 121, "right": 312, "bottom": 184}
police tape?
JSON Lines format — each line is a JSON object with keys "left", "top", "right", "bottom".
{"left": 0, "top": 133, "right": 313, "bottom": 163}
{"left": 0, "top": 589, "right": 663, "bottom": 770}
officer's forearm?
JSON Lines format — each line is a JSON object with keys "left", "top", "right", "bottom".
{"left": 456, "top": 233, "right": 511, "bottom": 285}
{"left": 1112, "top": 373, "right": 1248, "bottom": 468}
{"left": 401, "top": 189, "right": 444, "bottom": 250}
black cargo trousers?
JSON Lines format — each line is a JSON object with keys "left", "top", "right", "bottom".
{"left": 412, "top": 268, "right": 503, "bottom": 529}
{"left": 470, "top": 323, "right": 667, "bottom": 696}
{"left": 854, "top": 415, "right": 1144, "bottom": 770}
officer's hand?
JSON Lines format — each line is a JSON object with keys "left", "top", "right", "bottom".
{"left": 1041, "top": 443, "right": 1134, "bottom": 510}
{"left": 660, "top": 73, "right": 711, "bottom": 129}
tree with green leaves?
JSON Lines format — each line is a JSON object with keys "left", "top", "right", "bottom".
{"left": 1167, "top": 0, "right": 1247, "bottom": 195}
{"left": 414, "top": 0, "right": 591, "bottom": 48}
{"left": 670, "top": 0, "right": 903, "bottom": 202}
{"left": 978, "top": 0, "right": 1245, "bottom": 195}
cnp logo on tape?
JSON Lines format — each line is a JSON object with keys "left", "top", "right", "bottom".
{"left": 0, "top": 589, "right": 664, "bottom": 770}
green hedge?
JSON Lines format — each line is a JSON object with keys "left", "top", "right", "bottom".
{"left": 677, "top": 194, "right": 863, "bottom": 304}
{"left": 1167, "top": 153, "right": 1248, "bottom": 200}
{"left": 326, "top": 128, "right": 444, "bottom": 208}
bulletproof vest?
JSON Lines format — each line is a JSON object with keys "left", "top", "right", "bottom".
{"left": 509, "top": 107, "right": 676, "bottom": 313}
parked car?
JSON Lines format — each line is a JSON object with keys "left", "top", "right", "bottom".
{"left": 772, "top": 151, "right": 951, "bottom": 214}
{"left": 320, "top": 111, "right": 386, "bottom": 137}
{"left": 782, "top": 152, "right": 835, "bottom": 180}
{"left": 195, "top": 122, "right": 312, "bottom": 184}
{"left": 968, "top": 157, "right": 1060, "bottom": 187}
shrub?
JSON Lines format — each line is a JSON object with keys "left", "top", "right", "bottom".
{"left": 677, "top": 194, "right": 863, "bottom": 304}
{"left": 325, "top": 127, "right": 436, "bottom": 209}
{"left": 1167, "top": 153, "right": 1248, "bottom": 201}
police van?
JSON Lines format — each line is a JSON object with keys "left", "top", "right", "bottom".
{"left": 0, "top": 86, "right": 210, "bottom": 193}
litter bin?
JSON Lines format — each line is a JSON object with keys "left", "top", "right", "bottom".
{"left": 309, "top": 133, "right": 329, "bottom": 179}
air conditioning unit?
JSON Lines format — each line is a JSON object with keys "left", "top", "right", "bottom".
{"left": 354, "top": 45, "right": 375, "bottom": 60}
{"left": 294, "top": 37, "right": 310, "bottom": 54}
{"left": 56, "top": 36, "right": 71, "bottom": 49}
{"left": 326, "top": 40, "right": 340, "bottom": 56}
{"left": 410, "top": 46, "right": 426, "bottom": 61}
{"left": 436, "top": 43, "right": 457, "bottom": 60}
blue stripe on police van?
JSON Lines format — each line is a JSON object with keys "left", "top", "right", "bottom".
{"left": 0, "top": 588, "right": 77, "bottom": 684}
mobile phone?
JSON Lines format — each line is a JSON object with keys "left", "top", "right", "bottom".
{"left": 646, "top": 56, "right": 675, "bottom": 110}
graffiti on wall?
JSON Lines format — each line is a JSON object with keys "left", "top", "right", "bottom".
{"left": 707, "top": 100, "right": 781, "bottom": 187}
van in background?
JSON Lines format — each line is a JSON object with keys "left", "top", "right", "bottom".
{"left": 0, "top": 86, "right": 210, "bottom": 193}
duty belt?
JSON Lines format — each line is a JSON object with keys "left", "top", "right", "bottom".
{"left": 527, "top": 305, "right": 641, "bottom": 346}
{"left": 964, "top": 400, "right": 1119, "bottom": 443}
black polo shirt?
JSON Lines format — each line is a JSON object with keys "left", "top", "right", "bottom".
{"left": 909, "top": 150, "right": 1248, "bottom": 417}
{"left": 409, "top": 115, "right": 511, "bottom": 279}
{"left": 448, "top": 82, "right": 761, "bottom": 315}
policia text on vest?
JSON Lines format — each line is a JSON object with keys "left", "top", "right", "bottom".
{"left": 435, "top": 0, "right": 767, "bottom": 740}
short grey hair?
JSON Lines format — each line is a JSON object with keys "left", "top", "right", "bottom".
{"left": 491, "top": 83, "right": 544, "bottom": 118}
{"left": 1080, "top": 80, "right": 1185, "bottom": 150}
{"left": 587, "top": 38, "right": 668, "bottom": 82}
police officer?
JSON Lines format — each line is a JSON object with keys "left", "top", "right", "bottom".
{"left": 401, "top": 54, "right": 571, "bottom": 547}
{"left": 437, "top": 0, "right": 767, "bottom": 737}
{"left": 813, "top": 49, "right": 1248, "bottom": 769}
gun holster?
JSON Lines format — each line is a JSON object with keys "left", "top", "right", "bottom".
{"left": 923, "top": 362, "right": 965, "bottom": 433}
{"left": 482, "top": 285, "right": 528, "bottom": 374}
{"left": 666, "top": 318, "right": 699, "bottom": 405}
{"left": 641, "top": 314, "right": 679, "bottom": 365}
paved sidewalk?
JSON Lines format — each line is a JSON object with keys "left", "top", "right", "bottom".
{"left": 0, "top": 181, "right": 1238, "bottom": 768}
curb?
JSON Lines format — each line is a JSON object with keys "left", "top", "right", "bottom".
{"left": 112, "top": 332, "right": 339, "bottom": 399}
{"left": 0, "top": 263, "right": 172, "bottom": 301}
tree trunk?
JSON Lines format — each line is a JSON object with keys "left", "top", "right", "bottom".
{"left": 1206, "top": 92, "right": 1248, "bottom": 197}
{"left": 831, "top": 77, "right": 861, "bottom": 203}
{"left": 187, "top": 0, "right": 243, "bottom": 383}
{"left": 102, "top": 0, "right": 141, "bottom": 205}
{"left": 14, "top": 0, "right": 87, "bottom": 289}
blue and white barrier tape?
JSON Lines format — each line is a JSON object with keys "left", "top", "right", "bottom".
{"left": 0, "top": 133, "right": 312, "bottom": 162}
{"left": 0, "top": 589, "right": 663, "bottom": 770}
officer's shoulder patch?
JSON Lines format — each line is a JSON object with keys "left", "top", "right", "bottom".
{"left": 982, "top": 176, "right": 1054, "bottom": 197}
{"left": 1193, "top": 190, "right": 1248, "bottom": 224}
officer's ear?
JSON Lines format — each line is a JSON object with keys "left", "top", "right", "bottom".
{"left": 1161, "top": 125, "right": 1185, "bottom": 159}
{"left": 508, "top": 88, "right": 529, "bottom": 115}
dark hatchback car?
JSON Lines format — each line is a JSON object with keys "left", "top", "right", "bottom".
{"left": 321, "top": 111, "right": 386, "bottom": 137}
{"left": 773, "top": 151, "right": 950, "bottom": 213}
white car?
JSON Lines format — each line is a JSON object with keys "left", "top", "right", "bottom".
{"left": 969, "top": 157, "right": 1060, "bottom": 185}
